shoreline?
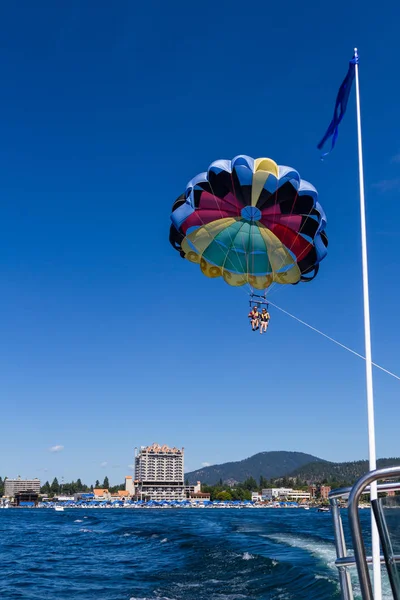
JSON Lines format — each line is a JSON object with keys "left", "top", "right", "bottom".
{"left": 3, "top": 504, "right": 327, "bottom": 510}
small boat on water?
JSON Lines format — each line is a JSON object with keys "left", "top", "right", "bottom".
{"left": 54, "top": 506, "right": 64, "bottom": 512}
{"left": 317, "top": 506, "right": 330, "bottom": 513}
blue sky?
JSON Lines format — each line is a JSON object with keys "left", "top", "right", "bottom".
{"left": 1, "top": 0, "right": 400, "bottom": 485}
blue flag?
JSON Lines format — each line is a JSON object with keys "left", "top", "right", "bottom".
{"left": 318, "top": 52, "right": 359, "bottom": 156}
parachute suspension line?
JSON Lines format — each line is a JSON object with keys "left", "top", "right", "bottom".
{"left": 268, "top": 300, "right": 400, "bottom": 382}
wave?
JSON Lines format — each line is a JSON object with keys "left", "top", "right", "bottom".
{"left": 3, "top": 506, "right": 392, "bottom": 600}
{"left": 212, "top": 595, "right": 248, "bottom": 599}
{"left": 265, "top": 532, "right": 394, "bottom": 600}
{"left": 314, "top": 574, "right": 339, "bottom": 586}
{"left": 270, "top": 590, "right": 293, "bottom": 600}
{"left": 264, "top": 533, "right": 338, "bottom": 570}
{"left": 129, "top": 597, "right": 177, "bottom": 600}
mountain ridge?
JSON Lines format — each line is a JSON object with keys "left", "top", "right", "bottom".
{"left": 288, "top": 457, "right": 400, "bottom": 484}
{"left": 185, "top": 451, "right": 326, "bottom": 485}
{"left": 186, "top": 452, "right": 400, "bottom": 486}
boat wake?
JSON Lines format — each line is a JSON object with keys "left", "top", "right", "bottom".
{"left": 265, "top": 532, "right": 393, "bottom": 599}
{"left": 264, "top": 533, "right": 337, "bottom": 570}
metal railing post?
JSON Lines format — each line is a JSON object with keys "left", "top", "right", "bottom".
{"left": 348, "top": 466, "right": 400, "bottom": 600}
{"left": 330, "top": 474, "right": 400, "bottom": 599}
{"left": 330, "top": 497, "right": 354, "bottom": 600}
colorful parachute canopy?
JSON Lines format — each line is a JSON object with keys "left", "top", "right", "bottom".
{"left": 169, "top": 155, "right": 328, "bottom": 290}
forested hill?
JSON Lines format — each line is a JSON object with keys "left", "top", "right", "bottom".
{"left": 185, "top": 451, "right": 325, "bottom": 485}
{"left": 288, "top": 457, "right": 400, "bottom": 485}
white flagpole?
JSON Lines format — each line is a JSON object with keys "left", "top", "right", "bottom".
{"left": 354, "top": 47, "right": 382, "bottom": 599}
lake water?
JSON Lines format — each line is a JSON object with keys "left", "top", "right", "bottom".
{"left": 0, "top": 508, "right": 390, "bottom": 599}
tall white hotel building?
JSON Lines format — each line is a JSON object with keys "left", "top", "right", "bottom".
{"left": 134, "top": 443, "right": 185, "bottom": 501}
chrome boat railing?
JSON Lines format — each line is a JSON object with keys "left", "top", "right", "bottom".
{"left": 329, "top": 466, "right": 400, "bottom": 600}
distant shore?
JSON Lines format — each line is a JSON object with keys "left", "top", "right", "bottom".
{"left": 4, "top": 504, "right": 333, "bottom": 510}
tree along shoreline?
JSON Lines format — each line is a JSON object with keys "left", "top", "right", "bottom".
{"left": 0, "top": 470, "right": 382, "bottom": 501}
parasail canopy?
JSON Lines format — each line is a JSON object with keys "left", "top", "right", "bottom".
{"left": 169, "top": 155, "right": 328, "bottom": 290}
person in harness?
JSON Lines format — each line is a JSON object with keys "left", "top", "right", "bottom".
{"left": 259, "top": 307, "right": 270, "bottom": 334}
{"left": 248, "top": 306, "right": 260, "bottom": 331}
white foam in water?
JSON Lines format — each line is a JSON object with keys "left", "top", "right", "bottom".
{"left": 266, "top": 533, "right": 347, "bottom": 595}
{"left": 242, "top": 552, "right": 255, "bottom": 560}
{"left": 265, "top": 533, "right": 393, "bottom": 600}
{"left": 214, "top": 595, "right": 248, "bottom": 599}
{"left": 273, "top": 590, "right": 292, "bottom": 600}
{"left": 314, "top": 574, "right": 338, "bottom": 585}
{"left": 74, "top": 519, "right": 83, "bottom": 523}
{"left": 265, "top": 533, "right": 338, "bottom": 571}
{"left": 273, "top": 589, "right": 292, "bottom": 600}
{"left": 122, "top": 533, "right": 131, "bottom": 537}
{"left": 160, "top": 538, "right": 168, "bottom": 543}
{"left": 129, "top": 597, "right": 176, "bottom": 600}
